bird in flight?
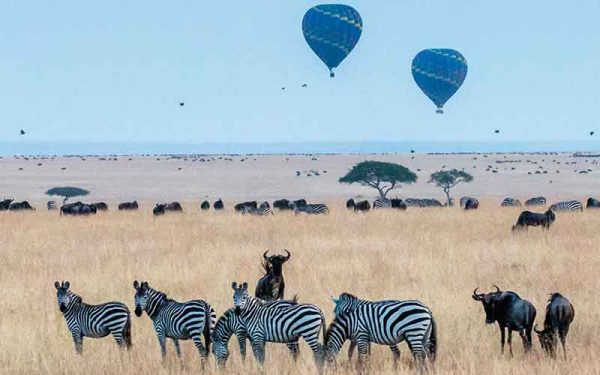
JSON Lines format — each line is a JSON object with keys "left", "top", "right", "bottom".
{"left": 494, "top": 129, "right": 500, "bottom": 134}
{"left": 590, "top": 131, "right": 595, "bottom": 136}
{"left": 302, "top": 84, "right": 308, "bottom": 88}
{"left": 179, "top": 102, "right": 184, "bottom": 107}
{"left": 281, "top": 87, "right": 286, "bottom": 91}
{"left": 20, "top": 129, "right": 25, "bottom": 135}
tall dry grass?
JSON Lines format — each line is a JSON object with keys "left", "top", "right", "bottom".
{"left": 1, "top": 206, "right": 598, "bottom": 374}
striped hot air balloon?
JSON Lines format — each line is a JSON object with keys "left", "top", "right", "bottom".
{"left": 302, "top": 4, "right": 363, "bottom": 77}
{"left": 412, "top": 49, "right": 468, "bottom": 114}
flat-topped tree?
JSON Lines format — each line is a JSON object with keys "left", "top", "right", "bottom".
{"left": 429, "top": 169, "right": 473, "bottom": 206}
{"left": 46, "top": 186, "right": 90, "bottom": 204}
{"left": 339, "top": 161, "right": 417, "bottom": 198}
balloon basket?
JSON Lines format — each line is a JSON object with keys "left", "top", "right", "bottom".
{"left": 435, "top": 109, "right": 444, "bottom": 114}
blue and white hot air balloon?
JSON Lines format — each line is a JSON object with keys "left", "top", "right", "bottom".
{"left": 302, "top": 4, "right": 363, "bottom": 77}
{"left": 412, "top": 49, "right": 468, "bottom": 113}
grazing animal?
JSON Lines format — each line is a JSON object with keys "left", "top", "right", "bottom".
{"left": 165, "top": 202, "right": 183, "bottom": 211}
{"left": 464, "top": 198, "right": 479, "bottom": 210}
{"left": 47, "top": 200, "right": 57, "bottom": 210}
{"left": 353, "top": 200, "right": 371, "bottom": 212}
{"left": 586, "top": 197, "right": 600, "bottom": 208}
{"left": 60, "top": 202, "right": 96, "bottom": 216}
{"left": 534, "top": 293, "right": 575, "bottom": 359}
{"left": 242, "top": 201, "right": 273, "bottom": 216}
{"left": 8, "top": 201, "right": 34, "bottom": 211}
{"left": 346, "top": 198, "right": 355, "bottom": 209}
{"left": 390, "top": 198, "right": 407, "bottom": 210}
{"left": 293, "top": 199, "right": 307, "bottom": 208}
{"left": 326, "top": 293, "right": 436, "bottom": 372}
{"left": 213, "top": 199, "right": 224, "bottom": 210}
{"left": 54, "top": 281, "right": 131, "bottom": 354}
{"left": 153, "top": 204, "right": 165, "bottom": 216}
{"left": 235, "top": 201, "right": 257, "bottom": 212}
{"left": 0, "top": 199, "right": 14, "bottom": 210}
{"left": 90, "top": 202, "right": 108, "bottom": 211}
{"left": 255, "top": 250, "right": 290, "bottom": 301}
{"left": 273, "top": 199, "right": 294, "bottom": 210}
{"left": 118, "top": 201, "right": 138, "bottom": 210}
{"left": 133, "top": 281, "right": 215, "bottom": 367}
{"left": 200, "top": 200, "right": 210, "bottom": 210}
{"left": 549, "top": 200, "right": 583, "bottom": 212}
{"left": 460, "top": 196, "right": 478, "bottom": 208}
{"left": 231, "top": 282, "right": 326, "bottom": 369}
{"left": 525, "top": 196, "right": 547, "bottom": 206}
{"left": 501, "top": 197, "right": 522, "bottom": 207}
{"left": 294, "top": 203, "right": 329, "bottom": 215}
{"left": 512, "top": 209, "right": 556, "bottom": 231}
{"left": 472, "top": 286, "right": 536, "bottom": 356}
{"left": 372, "top": 198, "right": 392, "bottom": 209}
{"left": 404, "top": 198, "right": 443, "bottom": 207}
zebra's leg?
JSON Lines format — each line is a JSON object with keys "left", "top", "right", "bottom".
{"left": 154, "top": 328, "right": 167, "bottom": 360}
{"left": 237, "top": 333, "right": 247, "bottom": 362}
{"left": 71, "top": 331, "right": 83, "bottom": 355}
{"left": 355, "top": 337, "right": 370, "bottom": 375}
{"left": 303, "top": 333, "right": 324, "bottom": 373}
{"left": 405, "top": 334, "right": 427, "bottom": 373}
{"left": 347, "top": 341, "right": 356, "bottom": 361}
{"left": 192, "top": 334, "right": 208, "bottom": 369}
{"left": 172, "top": 338, "right": 181, "bottom": 358}
{"left": 389, "top": 345, "right": 401, "bottom": 370}
{"left": 250, "top": 336, "right": 266, "bottom": 366}
{"left": 286, "top": 340, "right": 300, "bottom": 362}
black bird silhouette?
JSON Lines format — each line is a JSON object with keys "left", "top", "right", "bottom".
{"left": 281, "top": 87, "right": 286, "bottom": 90}
{"left": 179, "top": 102, "right": 184, "bottom": 107}
{"left": 590, "top": 131, "right": 595, "bottom": 136}
{"left": 494, "top": 129, "right": 500, "bottom": 134}
{"left": 410, "top": 150, "right": 415, "bottom": 153}
{"left": 302, "top": 84, "right": 308, "bottom": 88}
{"left": 20, "top": 129, "right": 25, "bottom": 135}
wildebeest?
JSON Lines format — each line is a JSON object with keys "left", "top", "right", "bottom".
{"left": 213, "top": 199, "right": 224, "bottom": 210}
{"left": 586, "top": 197, "right": 600, "bottom": 208}
{"left": 512, "top": 209, "right": 556, "bottom": 231}
{"left": 534, "top": 293, "right": 575, "bottom": 359}
{"left": 200, "top": 200, "right": 210, "bottom": 210}
{"left": 90, "top": 202, "right": 108, "bottom": 211}
{"left": 118, "top": 201, "right": 138, "bottom": 210}
{"left": 460, "top": 196, "right": 477, "bottom": 208}
{"left": 8, "top": 201, "right": 34, "bottom": 211}
{"left": 153, "top": 204, "right": 165, "bottom": 216}
{"left": 472, "top": 286, "right": 536, "bottom": 356}
{"left": 165, "top": 202, "right": 183, "bottom": 212}
{"left": 292, "top": 199, "right": 307, "bottom": 208}
{"left": 346, "top": 198, "right": 355, "bottom": 210}
{"left": 234, "top": 201, "right": 257, "bottom": 212}
{"left": 464, "top": 198, "right": 479, "bottom": 210}
{"left": 255, "top": 250, "right": 290, "bottom": 301}
{"left": 390, "top": 198, "right": 407, "bottom": 210}
{"left": 273, "top": 199, "right": 294, "bottom": 211}
{"left": 0, "top": 199, "right": 13, "bottom": 211}
{"left": 353, "top": 200, "right": 370, "bottom": 212}
{"left": 525, "top": 196, "right": 546, "bottom": 206}
{"left": 60, "top": 202, "right": 97, "bottom": 215}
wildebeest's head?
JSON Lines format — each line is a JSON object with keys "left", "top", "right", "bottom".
{"left": 545, "top": 209, "right": 556, "bottom": 223}
{"left": 133, "top": 280, "right": 150, "bottom": 317}
{"left": 263, "top": 250, "right": 291, "bottom": 275}
{"left": 54, "top": 281, "right": 72, "bottom": 312}
{"left": 472, "top": 285, "right": 502, "bottom": 324}
{"left": 232, "top": 281, "right": 249, "bottom": 315}
{"left": 534, "top": 324, "right": 555, "bottom": 355}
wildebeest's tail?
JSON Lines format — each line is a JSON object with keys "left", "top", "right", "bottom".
{"left": 427, "top": 316, "right": 437, "bottom": 362}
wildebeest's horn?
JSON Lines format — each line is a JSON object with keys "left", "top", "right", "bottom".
{"left": 472, "top": 287, "right": 482, "bottom": 300}
{"left": 283, "top": 249, "right": 291, "bottom": 261}
{"left": 492, "top": 285, "right": 501, "bottom": 294}
{"left": 533, "top": 324, "right": 543, "bottom": 334}
{"left": 263, "top": 250, "right": 270, "bottom": 259}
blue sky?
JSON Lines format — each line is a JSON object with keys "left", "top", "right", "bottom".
{"left": 1, "top": 1, "right": 599, "bottom": 144}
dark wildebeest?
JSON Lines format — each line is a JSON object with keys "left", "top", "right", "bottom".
{"left": 390, "top": 198, "right": 407, "bottom": 210}
{"left": 346, "top": 198, "right": 355, "bottom": 210}
{"left": 353, "top": 200, "right": 370, "bottom": 212}
{"left": 464, "top": 198, "right": 479, "bottom": 210}
{"left": 90, "top": 202, "right": 108, "bottom": 211}
{"left": 9, "top": 201, "right": 34, "bottom": 211}
{"left": 586, "top": 197, "right": 600, "bottom": 208}
{"left": 0, "top": 199, "right": 14, "bottom": 211}
{"left": 153, "top": 204, "right": 166, "bottom": 216}
{"left": 255, "top": 250, "right": 291, "bottom": 301}
{"left": 213, "top": 199, "right": 224, "bottom": 210}
{"left": 200, "top": 200, "right": 210, "bottom": 210}
{"left": 118, "top": 201, "right": 138, "bottom": 211}
{"left": 512, "top": 209, "right": 555, "bottom": 231}
{"left": 273, "top": 199, "right": 293, "bottom": 210}
{"left": 472, "top": 286, "right": 536, "bottom": 356}
{"left": 534, "top": 293, "right": 575, "bottom": 359}
{"left": 165, "top": 202, "right": 183, "bottom": 212}
{"left": 234, "top": 201, "right": 257, "bottom": 212}
{"left": 61, "top": 202, "right": 96, "bottom": 215}
{"left": 293, "top": 199, "right": 307, "bottom": 208}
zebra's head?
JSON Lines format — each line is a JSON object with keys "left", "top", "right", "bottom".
{"left": 232, "top": 281, "right": 249, "bottom": 315}
{"left": 54, "top": 281, "right": 73, "bottom": 312}
{"left": 331, "top": 292, "right": 359, "bottom": 316}
{"left": 133, "top": 280, "right": 150, "bottom": 317}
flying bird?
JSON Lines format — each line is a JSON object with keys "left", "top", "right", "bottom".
{"left": 590, "top": 131, "right": 595, "bottom": 136}
{"left": 494, "top": 129, "right": 500, "bottom": 134}
{"left": 302, "top": 84, "right": 308, "bottom": 88}
{"left": 281, "top": 87, "right": 286, "bottom": 91}
{"left": 179, "top": 102, "right": 184, "bottom": 107}
{"left": 20, "top": 129, "right": 25, "bottom": 135}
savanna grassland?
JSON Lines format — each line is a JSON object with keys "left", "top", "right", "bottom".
{"left": 1, "top": 205, "right": 599, "bottom": 375}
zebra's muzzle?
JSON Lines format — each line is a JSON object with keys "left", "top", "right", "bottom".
{"left": 59, "top": 303, "right": 67, "bottom": 312}
{"left": 234, "top": 306, "right": 241, "bottom": 315}
{"left": 134, "top": 305, "right": 143, "bottom": 317}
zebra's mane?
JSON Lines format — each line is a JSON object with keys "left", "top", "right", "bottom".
{"left": 339, "top": 292, "right": 359, "bottom": 301}
{"left": 68, "top": 291, "right": 83, "bottom": 305}
{"left": 324, "top": 313, "right": 349, "bottom": 344}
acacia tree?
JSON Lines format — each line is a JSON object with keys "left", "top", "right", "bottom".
{"left": 429, "top": 169, "right": 473, "bottom": 206}
{"left": 339, "top": 161, "right": 417, "bottom": 198}
{"left": 46, "top": 186, "right": 90, "bottom": 204}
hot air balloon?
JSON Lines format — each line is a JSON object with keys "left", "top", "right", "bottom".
{"left": 411, "top": 49, "right": 468, "bottom": 114}
{"left": 302, "top": 4, "right": 362, "bottom": 77}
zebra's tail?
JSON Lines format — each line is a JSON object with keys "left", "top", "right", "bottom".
{"left": 204, "top": 303, "right": 215, "bottom": 356}
{"left": 427, "top": 316, "right": 437, "bottom": 363}
{"left": 124, "top": 316, "right": 132, "bottom": 349}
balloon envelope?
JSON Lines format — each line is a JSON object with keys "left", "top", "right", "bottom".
{"left": 302, "top": 4, "right": 363, "bottom": 77}
{"left": 411, "top": 49, "right": 468, "bottom": 113}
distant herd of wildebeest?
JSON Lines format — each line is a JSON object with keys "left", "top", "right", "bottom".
{"left": 51, "top": 248, "right": 575, "bottom": 373}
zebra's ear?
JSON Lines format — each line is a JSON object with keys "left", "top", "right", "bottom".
{"left": 133, "top": 280, "right": 139, "bottom": 290}
{"left": 141, "top": 282, "right": 148, "bottom": 290}
{"left": 231, "top": 282, "right": 237, "bottom": 290}
{"left": 242, "top": 282, "right": 248, "bottom": 290}
{"left": 64, "top": 281, "right": 70, "bottom": 289}
{"left": 54, "top": 281, "right": 60, "bottom": 290}
{"left": 331, "top": 295, "right": 338, "bottom": 304}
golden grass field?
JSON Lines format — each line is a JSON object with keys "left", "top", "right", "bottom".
{"left": 1, "top": 204, "right": 598, "bottom": 374}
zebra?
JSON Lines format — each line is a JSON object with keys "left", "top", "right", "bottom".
{"left": 372, "top": 198, "right": 392, "bottom": 209}
{"left": 133, "top": 281, "right": 215, "bottom": 367}
{"left": 525, "top": 196, "right": 547, "bottom": 206}
{"left": 294, "top": 203, "right": 329, "bottom": 215}
{"left": 231, "top": 282, "right": 326, "bottom": 370}
{"left": 501, "top": 197, "right": 522, "bottom": 207}
{"left": 47, "top": 200, "right": 57, "bottom": 210}
{"left": 212, "top": 302, "right": 302, "bottom": 368}
{"left": 54, "top": 281, "right": 131, "bottom": 354}
{"left": 460, "top": 196, "right": 478, "bottom": 208}
{"left": 325, "top": 294, "right": 436, "bottom": 372}
{"left": 242, "top": 201, "right": 273, "bottom": 216}
{"left": 549, "top": 200, "right": 583, "bottom": 212}
{"left": 404, "top": 198, "right": 443, "bottom": 207}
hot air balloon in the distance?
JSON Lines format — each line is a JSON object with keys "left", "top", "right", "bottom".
{"left": 412, "top": 49, "right": 468, "bottom": 114}
{"left": 302, "top": 4, "right": 363, "bottom": 77}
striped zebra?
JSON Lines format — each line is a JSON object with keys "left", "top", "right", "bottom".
{"left": 242, "top": 201, "right": 273, "bottom": 216}
{"left": 294, "top": 203, "right": 329, "bottom": 215}
{"left": 549, "top": 200, "right": 583, "bottom": 212}
{"left": 501, "top": 198, "right": 522, "bottom": 207}
{"left": 133, "top": 281, "right": 216, "bottom": 367}
{"left": 212, "top": 303, "right": 301, "bottom": 367}
{"left": 404, "top": 198, "right": 443, "bottom": 207}
{"left": 372, "top": 198, "right": 392, "bottom": 209}
{"left": 231, "top": 282, "right": 326, "bottom": 370}
{"left": 54, "top": 281, "right": 131, "bottom": 354}
{"left": 460, "top": 196, "right": 478, "bottom": 208}
{"left": 525, "top": 196, "right": 546, "bottom": 206}
{"left": 326, "top": 294, "right": 436, "bottom": 371}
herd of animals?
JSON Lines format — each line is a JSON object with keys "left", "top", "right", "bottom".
{"left": 53, "top": 250, "right": 575, "bottom": 373}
